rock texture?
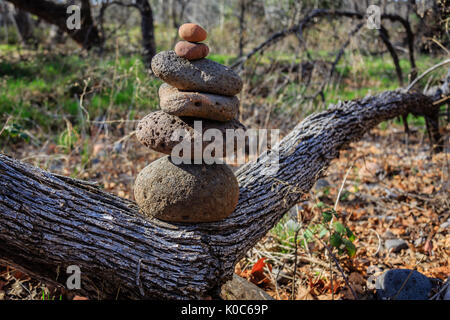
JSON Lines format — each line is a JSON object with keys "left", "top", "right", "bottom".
{"left": 136, "top": 111, "right": 246, "bottom": 157}
{"left": 135, "top": 24, "right": 243, "bottom": 223}
{"left": 221, "top": 274, "right": 274, "bottom": 300}
{"left": 375, "top": 269, "right": 432, "bottom": 300}
{"left": 134, "top": 156, "right": 239, "bottom": 222}
{"left": 178, "top": 23, "right": 207, "bottom": 42}
{"left": 159, "top": 83, "right": 239, "bottom": 121}
{"left": 174, "top": 41, "right": 209, "bottom": 60}
{"left": 151, "top": 50, "right": 243, "bottom": 96}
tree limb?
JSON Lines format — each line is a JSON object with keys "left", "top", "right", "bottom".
{"left": 231, "top": 9, "right": 416, "bottom": 72}
{"left": 0, "top": 91, "right": 439, "bottom": 299}
{"left": 6, "top": 0, "right": 104, "bottom": 49}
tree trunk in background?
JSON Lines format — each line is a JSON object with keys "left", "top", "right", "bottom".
{"left": 5, "top": 0, "right": 103, "bottom": 50}
{"left": 0, "top": 90, "right": 442, "bottom": 299}
{"left": 136, "top": 0, "right": 156, "bottom": 70}
{"left": 12, "top": 8, "right": 34, "bottom": 44}
{"left": 238, "top": 0, "right": 246, "bottom": 57}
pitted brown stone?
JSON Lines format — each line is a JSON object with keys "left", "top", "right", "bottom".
{"left": 134, "top": 155, "right": 239, "bottom": 223}
{"left": 151, "top": 51, "right": 243, "bottom": 96}
{"left": 159, "top": 83, "right": 239, "bottom": 121}
{"left": 136, "top": 111, "right": 246, "bottom": 158}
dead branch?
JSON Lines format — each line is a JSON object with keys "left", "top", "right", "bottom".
{"left": 0, "top": 90, "right": 441, "bottom": 299}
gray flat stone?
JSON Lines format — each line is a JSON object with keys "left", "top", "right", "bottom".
{"left": 385, "top": 239, "right": 408, "bottom": 252}
{"left": 314, "top": 178, "right": 330, "bottom": 190}
{"left": 151, "top": 51, "right": 243, "bottom": 96}
{"left": 159, "top": 83, "right": 239, "bottom": 121}
{"left": 375, "top": 269, "right": 432, "bottom": 300}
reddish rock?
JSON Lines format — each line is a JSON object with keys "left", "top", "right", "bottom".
{"left": 174, "top": 41, "right": 209, "bottom": 60}
{"left": 178, "top": 23, "right": 207, "bottom": 42}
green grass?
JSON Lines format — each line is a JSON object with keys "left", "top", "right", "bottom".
{"left": 0, "top": 50, "right": 161, "bottom": 146}
{"left": 0, "top": 43, "right": 445, "bottom": 146}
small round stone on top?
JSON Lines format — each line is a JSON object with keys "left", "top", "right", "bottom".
{"left": 178, "top": 23, "right": 207, "bottom": 42}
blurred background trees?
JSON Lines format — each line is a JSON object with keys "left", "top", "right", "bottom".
{"left": 1, "top": 1, "right": 448, "bottom": 63}
{"left": 0, "top": 0, "right": 448, "bottom": 301}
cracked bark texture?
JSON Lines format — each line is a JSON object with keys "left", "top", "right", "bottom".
{"left": 0, "top": 91, "right": 436, "bottom": 299}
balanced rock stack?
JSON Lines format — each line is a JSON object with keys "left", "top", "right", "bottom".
{"left": 134, "top": 23, "right": 245, "bottom": 223}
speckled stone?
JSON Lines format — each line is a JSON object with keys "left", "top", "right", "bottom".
{"left": 151, "top": 50, "right": 243, "bottom": 96}
{"left": 136, "top": 111, "right": 246, "bottom": 158}
{"left": 178, "top": 23, "right": 207, "bottom": 42}
{"left": 375, "top": 269, "right": 432, "bottom": 300}
{"left": 134, "top": 155, "right": 239, "bottom": 223}
{"left": 174, "top": 41, "right": 209, "bottom": 60}
{"left": 159, "top": 83, "right": 239, "bottom": 121}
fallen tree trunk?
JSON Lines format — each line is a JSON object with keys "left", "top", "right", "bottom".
{"left": 0, "top": 91, "right": 440, "bottom": 299}
{"left": 6, "top": 0, "right": 103, "bottom": 50}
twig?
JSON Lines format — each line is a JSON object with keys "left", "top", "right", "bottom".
{"left": 291, "top": 228, "right": 301, "bottom": 300}
{"left": 322, "top": 242, "right": 358, "bottom": 300}
{"left": 0, "top": 116, "right": 12, "bottom": 137}
{"left": 429, "top": 277, "right": 450, "bottom": 300}
{"left": 433, "top": 95, "right": 450, "bottom": 106}
{"left": 406, "top": 59, "right": 450, "bottom": 91}
{"left": 369, "top": 229, "right": 382, "bottom": 256}
{"left": 312, "top": 230, "right": 358, "bottom": 299}
{"left": 273, "top": 261, "right": 285, "bottom": 300}
{"left": 334, "top": 163, "right": 354, "bottom": 212}
{"left": 391, "top": 269, "right": 414, "bottom": 300}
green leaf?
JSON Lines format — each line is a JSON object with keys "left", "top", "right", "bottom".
{"left": 322, "top": 210, "right": 333, "bottom": 222}
{"left": 333, "top": 222, "right": 346, "bottom": 234}
{"left": 330, "top": 232, "right": 342, "bottom": 248}
{"left": 339, "top": 190, "right": 350, "bottom": 201}
{"left": 343, "top": 239, "right": 357, "bottom": 257}
{"left": 304, "top": 228, "right": 314, "bottom": 240}
{"left": 318, "top": 225, "right": 328, "bottom": 238}
{"left": 346, "top": 227, "right": 356, "bottom": 242}
{"left": 315, "top": 201, "right": 326, "bottom": 209}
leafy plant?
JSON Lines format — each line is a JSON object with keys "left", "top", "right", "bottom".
{"left": 322, "top": 209, "right": 356, "bottom": 258}
{"left": 1, "top": 123, "right": 30, "bottom": 142}
{"left": 298, "top": 207, "right": 357, "bottom": 258}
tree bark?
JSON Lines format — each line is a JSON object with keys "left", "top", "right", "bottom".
{"left": 12, "top": 8, "right": 34, "bottom": 44}
{"left": 5, "top": 0, "right": 103, "bottom": 50}
{"left": 135, "top": 0, "right": 156, "bottom": 70}
{"left": 0, "top": 91, "right": 439, "bottom": 299}
{"left": 97, "top": 0, "right": 156, "bottom": 71}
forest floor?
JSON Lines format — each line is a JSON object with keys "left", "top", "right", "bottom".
{"left": 0, "top": 41, "right": 448, "bottom": 300}
{"left": 237, "top": 124, "right": 449, "bottom": 300}
{"left": 0, "top": 120, "right": 448, "bottom": 300}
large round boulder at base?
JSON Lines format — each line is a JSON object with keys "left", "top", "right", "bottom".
{"left": 134, "top": 156, "right": 239, "bottom": 223}
{"left": 159, "top": 83, "right": 239, "bottom": 121}
{"left": 136, "top": 111, "right": 246, "bottom": 158}
{"left": 151, "top": 51, "right": 243, "bottom": 96}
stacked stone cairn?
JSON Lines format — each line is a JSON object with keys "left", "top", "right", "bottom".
{"left": 134, "top": 23, "right": 245, "bottom": 223}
